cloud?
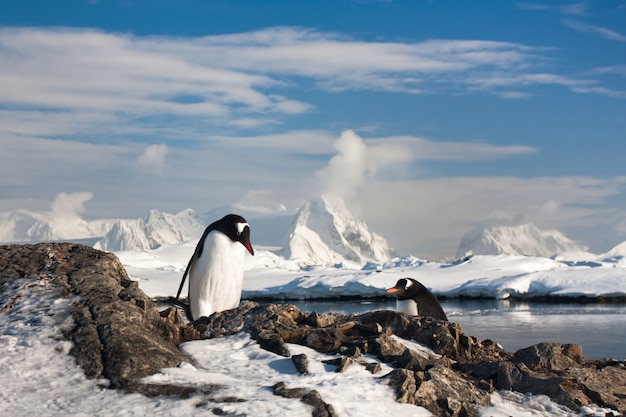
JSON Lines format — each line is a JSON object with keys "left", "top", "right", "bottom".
{"left": 311, "top": 130, "right": 539, "bottom": 214}
{"left": 516, "top": 2, "right": 590, "bottom": 16}
{"left": 137, "top": 144, "right": 168, "bottom": 175}
{"left": 0, "top": 25, "right": 617, "bottom": 151}
{"left": 313, "top": 130, "right": 371, "bottom": 202}
{"left": 563, "top": 19, "right": 626, "bottom": 42}
{"left": 518, "top": 3, "right": 626, "bottom": 44}
{"left": 370, "top": 135, "right": 537, "bottom": 161}
{"left": 50, "top": 192, "right": 93, "bottom": 219}
{"left": 594, "top": 65, "right": 626, "bottom": 77}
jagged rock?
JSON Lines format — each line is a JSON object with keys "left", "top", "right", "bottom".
{"left": 304, "top": 311, "right": 336, "bottom": 328}
{"left": 492, "top": 349, "right": 626, "bottom": 412}
{"left": 322, "top": 356, "right": 354, "bottom": 373}
{"left": 0, "top": 243, "right": 189, "bottom": 394}
{"left": 364, "top": 362, "right": 381, "bottom": 374}
{"left": 562, "top": 360, "right": 626, "bottom": 412}
{"left": 385, "top": 366, "right": 491, "bottom": 417}
{"left": 512, "top": 342, "right": 585, "bottom": 371}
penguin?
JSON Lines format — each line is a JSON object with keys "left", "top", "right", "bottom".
{"left": 172, "top": 214, "right": 254, "bottom": 321}
{"left": 386, "top": 278, "right": 448, "bottom": 321}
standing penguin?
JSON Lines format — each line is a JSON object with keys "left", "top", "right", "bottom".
{"left": 386, "top": 278, "right": 448, "bottom": 321}
{"left": 173, "top": 214, "right": 254, "bottom": 321}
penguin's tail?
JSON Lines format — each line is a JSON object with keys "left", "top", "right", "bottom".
{"left": 167, "top": 296, "right": 193, "bottom": 322}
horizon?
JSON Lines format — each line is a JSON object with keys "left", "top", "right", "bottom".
{"left": 1, "top": 1, "right": 625, "bottom": 258}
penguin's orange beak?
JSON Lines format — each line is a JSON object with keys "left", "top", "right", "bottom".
{"left": 386, "top": 287, "right": 399, "bottom": 294}
{"left": 242, "top": 241, "right": 254, "bottom": 256}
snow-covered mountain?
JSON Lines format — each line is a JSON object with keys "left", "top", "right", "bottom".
{"left": 94, "top": 209, "right": 205, "bottom": 251}
{"left": 1, "top": 198, "right": 396, "bottom": 265}
{"left": 280, "top": 196, "right": 396, "bottom": 265}
{"left": 0, "top": 209, "right": 110, "bottom": 242}
{"left": 602, "top": 241, "right": 626, "bottom": 259}
{"left": 456, "top": 223, "right": 587, "bottom": 259}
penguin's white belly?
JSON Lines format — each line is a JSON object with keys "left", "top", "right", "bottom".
{"left": 188, "top": 232, "right": 246, "bottom": 320}
{"left": 396, "top": 299, "right": 418, "bottom": 316}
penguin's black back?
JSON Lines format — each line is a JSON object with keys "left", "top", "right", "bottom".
{"left": 398, "top": 278, "right": 448, "bottom": 321}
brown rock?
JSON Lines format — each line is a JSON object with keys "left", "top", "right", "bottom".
{"left": 292, "top": 353, "right": 309, "bottom": 374}
{"left": 512, "top": 342, "right": 585, "bottom": 371}
{"left": 385, "top": 366, "right": 491, "bottom": 417}
{"left": 0, "top": 243, "right": 189, "bottom": 393}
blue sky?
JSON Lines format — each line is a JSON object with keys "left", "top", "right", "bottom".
{"left": 0, "top": 0, "right": 625, "bottom": 258}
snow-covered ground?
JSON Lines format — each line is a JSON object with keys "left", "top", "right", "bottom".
{"left": 0, "top": 274, "right": 618, "bottom": 417}
{"left": 116, "top": 243, "right": 626, "bottom": 302}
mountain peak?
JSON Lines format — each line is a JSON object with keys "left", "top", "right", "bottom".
{"left": 456, "top": 223, "right": 587, "bottom": 259}
{"left": 281, "top": 195, "right": 396, "bottom": 265}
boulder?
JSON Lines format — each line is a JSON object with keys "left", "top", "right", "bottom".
{"left": 385, "top": 366, "right": 491, "bottom": 417}
{"left": 0, "top": 243, "right": 189, "bottom": 394}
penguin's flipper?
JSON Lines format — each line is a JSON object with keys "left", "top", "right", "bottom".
{"left": 167, "top": 296, "right": 193, "bottom": 321}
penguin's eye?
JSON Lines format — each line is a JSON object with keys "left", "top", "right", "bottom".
{"left": 236, "top": 222, "right": 249, "bottom": 236}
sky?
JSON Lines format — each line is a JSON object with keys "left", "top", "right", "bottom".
{"left": 0, "top": 0, "right": 625, "bottom": 259}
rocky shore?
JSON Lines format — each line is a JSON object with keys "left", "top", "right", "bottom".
{"left": 1, "top": 242, "right": 624, "bottom": 416}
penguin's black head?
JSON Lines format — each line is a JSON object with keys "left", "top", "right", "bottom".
{"left": 386, "top": 278, "right": 425, "bottom": 300}
{"left": 217, "top": 214, "right": 254, "bottom": 256}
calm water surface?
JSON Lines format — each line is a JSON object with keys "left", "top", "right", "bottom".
{"left": 288, "top": 299, "right": 626, "bottom": 360}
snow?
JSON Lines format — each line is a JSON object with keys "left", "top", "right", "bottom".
{"left": 1, "top": 261, "right": 619, "bottom": 416}
{"left": 457, "top": 223, "right": 588, "bottom": 259}
{"left": 94, "top": 208, "right": 206, "bottom": 251}
{"left": 117, "top": 245, "right": 626, "bottom": 302}
{"left": 280, "top": 196, "right": 396, "bottom": 265}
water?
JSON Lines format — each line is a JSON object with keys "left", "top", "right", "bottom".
{"left": 288, "top": 299, "right": 626, "bottom": 360}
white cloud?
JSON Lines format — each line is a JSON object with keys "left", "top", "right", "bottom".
{"left": 313, "top": 130, "right": 371, "bottom": 202}
{"left": 516, "top": 2, "right": 590, "bottom": 16}
{"left": 369, "top": 135, "right": 537, "bottom": 161}
{"left": 137, "top": 144, "right": 168, "bottom": 175}
{"left": 594, "top": 65, "right": 626, "bottom": 77}
{"left": 563, "top": 19, "right": 626, "bottom": 42}
{"left": 0, "top": 25, "right": 615, "bottom": 149}
{"left": 50, "top": 192, "right": 93, "bottom": 220}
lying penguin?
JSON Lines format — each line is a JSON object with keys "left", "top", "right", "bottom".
{"left": 386, "top": 278, "right": 448, "bottom": 321}
{"left": 171, "top": 214, "right": 254, "bottom": 321}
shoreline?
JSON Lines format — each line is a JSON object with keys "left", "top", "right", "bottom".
{"left": 154, "top": 294, "right": 626, "bottom": 304}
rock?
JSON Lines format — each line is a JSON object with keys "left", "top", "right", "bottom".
{"left": 0, "top": 243, "right": 189, "bottom": 394}
{"left": 364, "top": 362, "right": 381, "bottom": 374}
{"left": 322, "top": 356, "right": 354, "bottom": 373}
{"left": 512, "top": 342, "right": 585, "bottom": 371}
{"left": 563, "top": 360, "right": 626, "bottom": 412}
{"left": 492, "top": 349, "right": 626, "bottom": 412}
{"left": 292, "top": 353, "right": 309, "bottom": 374}
{"left": 301, "top": 389, "right": 337, "bottom": 417}
{"left": 272, "top": 381, "right": 309, "bottom": 398}
{"left": 384, "top": 366, "right": 491, "bottom": 417}
{"left": 304, "top": 311, "right": 337, "bottom": 327}
{"left": 272, "top": 382, "right": 337, "bottom": 417}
